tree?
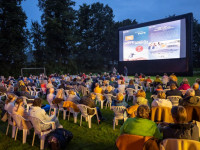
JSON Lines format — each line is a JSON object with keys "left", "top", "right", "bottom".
{"left": 30, "top": 21, "right": 45, "bottom": 67}
{"left": 38, "top": 0, "right": 77, "bottom": 74}
{"left": 76, "top": 2, "right": 115, "bottom": 73}
{"left": 0, "top": 0, "right": 29, "bottom": 77}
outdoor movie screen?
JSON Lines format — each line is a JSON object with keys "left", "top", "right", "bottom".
{"left": 119, "top": 19, "right": 186, "bottom": 61}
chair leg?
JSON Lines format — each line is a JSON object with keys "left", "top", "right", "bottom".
{"left": 12, "top": 126, "right": 16, "bottom": 138}
{"left": 23, "top": 129, "right": 28, "bottom": 144}
{"left": 14, "top": 127, "right": 18, "bottom": 141}
{"left": 63, "top": 110, "right": 67, "bottom": 120}
{"left": 88, "top": 116, "right": 91, "bottom": 128}
{"left": 116, "top": 119, "right": 118, "bottom": 125}
{"left": 32, "top": 132, "right": 35, "bottom": 146}
{"left": 6, "top": 124, "right": 9, "bottom": 135}
{"left": 113, "top": 118, "right": 115, "bottom": 130}
{"left": 40, "top": 135, "right": 45, "bottom": 150}
{"left": 49, "top": 107, "right": 51, "bottom": 115}
{"left": 74, "top": 113, "right": 78, "bottom": 123}
{"left": 68, "top": 111, "right": 70, "bottom": 121}
{"left": 109, "top": 103, "right": 111, "bottom": 110}
{"left": 80, "top": 115, "right": 82, "bottom": 126}
{"left": 101, "top": 101, "right": 103, "bottom": 109}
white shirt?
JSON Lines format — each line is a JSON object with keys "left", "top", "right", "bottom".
{"left": 47, "top": 93, "right": 55, "bottom": 105}
{"left": 151, "top": 98, "right": 172, "bottom": 108}
{"left": 4, "top": 101, "right": 15, "bottom": 113}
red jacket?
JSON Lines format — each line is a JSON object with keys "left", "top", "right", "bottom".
{"left": 178, "top": 84, "right": 190, "bottom": 90}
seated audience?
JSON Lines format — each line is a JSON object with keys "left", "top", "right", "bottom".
{"left": 153, "top": 84, "right": 163, "bottom": 95}
{"left": 29, "top": 98, "right": 62, "bottom": 130}
{"left": 104, "top": 85, "right": 116, "bottom": 96}
{"left": 94, "top": 83, "right": 104, "bottom": 100}
{"left": 165, "top": 83, "right": 183, "bottom": 98}
{"left": 127, "top": 79, "right": 135, "bottom": 89}
{"left": 178, "top": 79, "right": 190, "bottom": 90}
{"left": 118, "top": 80, "right": 126, "bottom": 94}
{"left": 134, "top": 89, "right": 148, "bottom": 106}
{"left": 192, "top": 83, "right": 200, "bottom": 96}
{"left": 167, "top": 76, "right": 178, "bottom": 88}
{"left": 47, "top": 88, "right": 55, "bottom": 105}
{"left": 151, "top": 91, "right": 172, "bottom": 108}
{"left": 46, "top": 79, "right": 54, "bottom": 90}
{"left": 162, "top": 73, "right": 169, "bottom": 85}
{"left": 153, "top": 75, "right": 162, "bottom": 87}
{"left": 4, "top": 93, "right": 17, "bottom": 113}
{"left": 179, "top": 88, "right": 200, "bottom": 107}
{"left": 12, "top": 97, "right": 32, "bottom": 129}
{"left": 120, "top": 105, "right": 162, "bottom": 139}
{"left": 20, "top": 86, "right": 35, "bottom": 99}
{"left": 160, "top": 106, "right": 199, "bottom": 141}
{"left": 79, "top": 94, "right": 104, "bottom": 122}
{"left": 112, "top": 93, "right": 129, "bottom": 107}
{"left": 52, "top": 88, "right": 66, "bottom": 108}
{"left": 66, "top": 90, "right": 80, "bottom": 104}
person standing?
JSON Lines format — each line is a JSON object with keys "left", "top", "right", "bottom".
{"left": 124, "top": 66, "right": 128, "bottom": 76}
{"left": 113, "top": 67, "right": 117, "bottom": 74}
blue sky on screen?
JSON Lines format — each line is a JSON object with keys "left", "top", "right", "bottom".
{"left": 21, "top": 0, "right": 200, "bottom": 29}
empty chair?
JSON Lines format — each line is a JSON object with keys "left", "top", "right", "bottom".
{"left": 167, "top": 96, "right": 182, "bottom": 106}
{"left": 111, "top": 106, "right": 127, "bottom": 130}
{"left": 28, "top": 116, "right": 56, "bottom": 150}
{"left": 77, "top": 104, "right": 99, "bottom": 128}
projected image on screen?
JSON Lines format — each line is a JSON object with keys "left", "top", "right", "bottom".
{"left": 120, "top": 20, "right": 186, "bottom": 61}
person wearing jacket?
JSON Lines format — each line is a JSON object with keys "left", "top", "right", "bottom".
{"left": 178, "top": 80, "right": 190, "bottom": 91}
{"left": 120, "top": 105, "right": 162, "bottom": 139}
{"left": 151, "top": 91, "right": 172, "bottom": 108}
{"left": 179, "top": 88, "right": 200, "bottom": 107}
{"left": 29, "top": 98, "right": 62, "bottom": 131}
{"left": 160, "top": 106, "right": 199, "bottom": 141}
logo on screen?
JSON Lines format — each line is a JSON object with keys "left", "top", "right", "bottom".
{"left": 125, "top": 35, "right": 134, "bottom": 41}
{"left": 136, "top": 46, "right": 143, "bottom": 52}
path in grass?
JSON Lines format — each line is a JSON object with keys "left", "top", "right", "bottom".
{"left": 0, "top": 76, "right": 199, "bottom": 150}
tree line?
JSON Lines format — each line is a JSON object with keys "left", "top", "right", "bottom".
{"left": 0, "top": 0, "right": 200, "bottom": 77}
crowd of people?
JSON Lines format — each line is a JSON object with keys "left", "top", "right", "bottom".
{"left": 0, "top": 72, "right": 200, "bottom": 149}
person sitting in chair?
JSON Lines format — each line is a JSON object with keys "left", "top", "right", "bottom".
{"left": 166, "top": 83, "right": 183, "bottom": 98}
{"left": 192, "top": 83, "right": 200, "bottom": 96}
{"left": 29, "top": 98, "right": 62, "bottom": 130}
{"left": 120, "top": 105, "right": 162, "bottom": 139}
{"left": 151, "top": 91, "right": 172, "bottom": 108}
{"left": 159, "top": 106, "right": 199, "bottom": 141}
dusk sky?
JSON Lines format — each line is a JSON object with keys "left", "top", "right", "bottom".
{"left": 22, "top": 0, "right": 200, "bottom": 29}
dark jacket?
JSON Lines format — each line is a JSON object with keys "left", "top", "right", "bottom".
{"left": 167, "top": 80, "right": 178, "bottom": 87}
{"left": 195, "top": 89, "right": 200, "bottom": 96}
{"left": 166, "top": 89, "right": 183, "bottom": 97}
{"left": 179, "top": 96, "right": 200, "bottom": 107}
{"left": 79, "top": 96, "right": 96, "bottom": 115}
{"left": 161, "top": 123, "right": 199, "bottom": 141}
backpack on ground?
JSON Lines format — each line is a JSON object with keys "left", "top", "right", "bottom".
{"left": 45, "top": 128, "right": 73, "bottom": 150}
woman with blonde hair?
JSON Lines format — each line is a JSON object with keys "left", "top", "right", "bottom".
{"left": 112, "top": 93, "right": 129, "bottom": 107}
{"left": 66, "top": 89, "right": 80, "bottom": 104}
{"left": 4, "top": 93, "right": 17, "bottom": 113}
{"left": 12, "top": 97, "right": 32, "bottom": 129}
{"left": 134, "top": 89, "right": 148, "bottom": 105}
{"left": 151, "top": 91, "right": 172, "bottom": 108}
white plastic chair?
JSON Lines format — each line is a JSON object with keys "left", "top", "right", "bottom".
{"left": 27, "top": 86, "right": 34, "bottom": 96}
{"left": 67, "top": 107, "right": 79, "bottom": 123}
{"left": 126, "top": 88, "right": 136, "bottom": 102}
{"left": 167, "top": 96, "right": 182, "bottom": 106}
{"left": 21, "top": 96, "right": 34, "bottom": 112}
{"left": 28, "top": 116, "right": 56, "bottom": 150}
{"left": 111, "top": 106, "right": 127, "bottom": 130}
{"left": 77, "top": 104, "right": 99, "bottom": 128}
{"left": 95, "top": 93, "right": 105, "bottom": 109}
{"left": 6, "top": 112, "right": 16, "bottom": 138}
{"left": 104, "top": 94, "right": 113, "bottom": 109}
{"left": 12, "top": 114, "right": 30, "bottom": 144}
{"left": 32, "top": 86, "right": 41, "bottom": 97}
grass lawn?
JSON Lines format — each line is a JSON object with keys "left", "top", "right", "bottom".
{"left": 0, "top": 75, "right": 199, "bottom": 150}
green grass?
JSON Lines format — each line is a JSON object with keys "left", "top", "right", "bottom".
{"left": 0, "top": 75, "right": 199, "bottom": 150}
